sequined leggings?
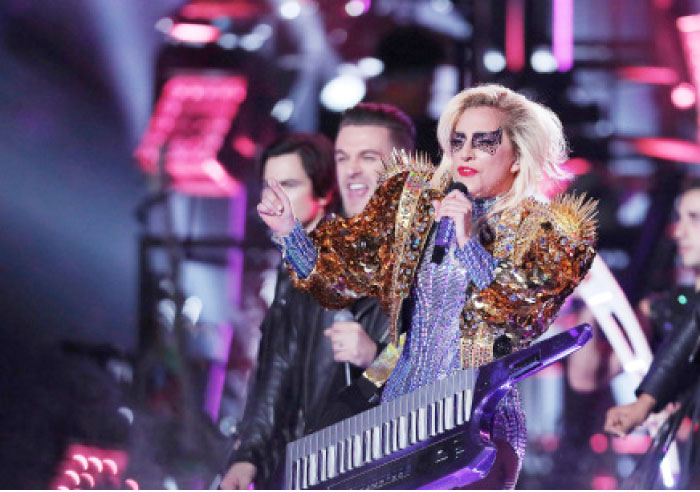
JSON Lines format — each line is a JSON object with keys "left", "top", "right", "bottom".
{"left": 491, "top": 388, "right": 527, "bottom": 489}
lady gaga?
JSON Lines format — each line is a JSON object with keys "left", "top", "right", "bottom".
{"left": 257, "top": 84, "right": 597, "bottom": 488}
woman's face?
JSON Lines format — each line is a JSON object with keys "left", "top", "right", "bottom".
{"left": 448, "top": 106, "right": 519, "bottom": 199}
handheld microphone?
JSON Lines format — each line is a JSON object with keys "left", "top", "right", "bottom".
{"left": 333, "top": 309, "right": 355, "bottom": 386}
{"left": 431, "top": 182, "right": 469, "bottom": 264}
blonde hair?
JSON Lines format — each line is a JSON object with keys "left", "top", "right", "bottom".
{"left": 432, "top": 84, "right": 569, "bottom": 214}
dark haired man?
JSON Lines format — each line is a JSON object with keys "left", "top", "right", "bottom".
{"left": 221, "top": 105, "right": 416, "bottom": 490}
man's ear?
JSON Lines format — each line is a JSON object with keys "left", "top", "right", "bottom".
{"left": 318, "top": 191, "right": 332, "bottom": 207}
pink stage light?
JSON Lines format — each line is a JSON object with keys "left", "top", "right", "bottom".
{"left": 233, "top": 135, "right": 257, "bottom": 158}
{"left": 633, "top": 137, "right": 700, "bottom": 164}
{"left": 505, "top": 0, "right": 525, "bottom": 72}
{"left": 81, "top": 473, "right": 95, "bottom": 489}
{"left": 552, "top": 0, "right": 574, "bottom": 71}
{"left": 589, "top": 433, "right": 608, "bottom": 454}
{"left": 134, "top": 74, "right": 248, "bottom": 197}
{"left": 616, "top": 66, "right": 678, "bottom": 85}
{"left": 169, "top": 23, "right": 221, "bottom": 43}
{"left": 64, "top": 470, "right": 81, "bottom": 486}
{"left": 591, "top": 475, "right": 618, "bottom": 490}
{"left": 124, "top": 478, "right": 140, "bottom": 490}
{"left": 671, "top": 82, "right": 697, "bottom": 109}
{"left": 87, "top": 456, "right": 103, "bottom": 473}
{"left": 180, "top": 1, "right": 269, "bottom": 20}
{"left": 72, "top": 454, "right": 88, "bottom": 471}
{"left": 102, "top": 458, "right": 118, "bottom": 475}
{"left": 612, "top": 434, "right": 651, "bottom": 454}
{"left": 678, "top": 14, "right": 700, "bottom": 138}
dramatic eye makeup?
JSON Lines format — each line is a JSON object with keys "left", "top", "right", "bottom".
{"left": 471, "top": 127, "right": 502, "bottom": 155}
{"left": 450, "top": 133, "right": 467, "bottom": 153}
{"left": 450, "top": 127, "right": 503, "bottom": 155}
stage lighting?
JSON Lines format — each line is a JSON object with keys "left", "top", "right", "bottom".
{"left": 431, "top": 0, "right": 454, "bottom": 14}
{"left": 345, "top": 0, "right": 370, "bottom": 17}
{"left": 358, "top": 57, "right": 384, "bottom": 78}
{"left": 280, "top": 0, "right": 302, "bottom": 20}
{"left": 320, "top": 73, "right": 366, "bottom": 112}
{"left": 531, "top": 47, "right": 557, "bottom": 73}
{"left": 671, "top": 82, "right": 696, "bottom": 109}
{"left": 271, "top": 98, "right": 294, "bottom": 122}
{"left": 484, "top": 49, "right": 506, "bottom": 73}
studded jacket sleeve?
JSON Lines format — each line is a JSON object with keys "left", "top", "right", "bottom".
{"left": 281, "top": 172, "right": 408, "bottom": 313}
{"left": 467, "top": 195, "right": 598, "bottom": 354}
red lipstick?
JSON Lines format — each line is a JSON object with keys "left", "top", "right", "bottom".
{"left": 457, "top": 166, "right": 477, "bottom": 177}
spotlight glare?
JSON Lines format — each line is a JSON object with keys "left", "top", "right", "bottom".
{"left": 345, "top": 0, "right": 369, "bottom": 17}
{"left": 240, "top": 33, "right": 266, "bottom": 51}
{"left": 155, "top": 17, "right": 174, "bottom": 33}
{"left": 531, "top": 47, "right": 557, "bottom": 73}
{"left": 484, "top": 50, "right": 506, "bottom": 73}
{"left": 671, "top": 82, "right": 696, "bottom": 109}
{"left": 358, "top": 57, "right": 384, "bottom": 78}
{"left": 320, "top": 74, "right": 366, "bottom": 112}
{"left": 169, "top": 23, "right": 220, "bottom": 44}
{"left": 217, "top": 33, "right": 238, "bottom": 49}
{"left": 271, "top": 99, "right": 295, "bottom": 122}
{"left": 431, "top": 0, "right": 454, "bottom": 14}
{"left": 279, "top": 0, "right": 302, "bottom": 20}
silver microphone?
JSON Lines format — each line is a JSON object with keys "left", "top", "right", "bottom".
{"left": 333, "top": 309, "right": 354, "bottom": 386}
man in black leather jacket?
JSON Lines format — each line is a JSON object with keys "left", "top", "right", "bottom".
{"left": 221, "top": 105, "right": 416, "bottom": 489}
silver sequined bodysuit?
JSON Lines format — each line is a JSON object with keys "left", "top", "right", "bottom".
{"left": 380, "top": 203, "right": 527, "bottom": 489}
{"left": 381, "top": 229, "right": 466, "bottom": 400}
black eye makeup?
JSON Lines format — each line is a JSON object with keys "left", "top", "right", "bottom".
{"left": 450, "top": 133, "right": 467, "bottom": 153}
{"left": 450, "top": 127, "right": 503, "bottom": 155}
{"left": 472, "top": 127, "right": 502, "bottom": 155}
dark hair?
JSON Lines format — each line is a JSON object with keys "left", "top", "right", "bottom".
{"left": 339, "top": 103, "right": 416, "bottom": 152}
{"left": 259, "top": 133, "right": 336, "bottom": 200}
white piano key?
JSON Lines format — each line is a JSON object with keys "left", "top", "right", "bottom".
{"left": 464, "top": 388, "right": 473, "bottom": 422}
{"left": 363, "top": 428, "right": 372, "bottom": 464}
{"left": 398, "top": 415, "right": 409, "bottom": 449}
{"left": 327, "top": 444, "right": 337, "bottom": 480}
{"left": 345, "top": 437, "right": 354, "bottom": 471}
{"left": 444, "top": 394, "right": 455, "bottom": 430}
{"left": 437, "top": 398, "right": 445, "bottom": 434}
{"left": 353, "top": 433, "right": 363, "bottom": 468}
{"left": 428, "top": 402, "right": 437, "bottom": 437}
{"left": 417, "top": 406, "right": 428, "bottom": 441}
{"left": 301, "top": 455, "right": 309, "bottom": 490}
{"left": 372, "top": 426, "right": 382, "bottom": 460}
{"left": 308, "top": 451, "right": 318, "bottom": 487}
{"left": 391, "top": 418, "right": 399, "bottom": 452}
{"left": 409, "top": 409, "right": 418, "bottom": 444}
{"left": 455, "top": 390, "right": 464, "bottom": 426}
{"left": 382, "top": 421, "right": 391, "bottom": 455}
{"left": 338, "top": 440, "right": 346, "bottom": 475}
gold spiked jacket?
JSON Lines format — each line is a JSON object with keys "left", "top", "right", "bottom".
{"left": 288, "top": 153, "right": 597, "bottom": 385}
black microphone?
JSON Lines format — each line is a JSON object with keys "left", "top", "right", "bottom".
{"left": 333, "top": 309, "right": 355, "bottom": 386}
{"left": 431, "top": 182, "right": 469, "bottom": 264}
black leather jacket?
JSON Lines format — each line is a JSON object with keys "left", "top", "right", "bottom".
{"left": 636, "top": 306, "right": 700, "bottom": 412}
{"left": 226, "top": 265, "right": 389, "bottom": 487}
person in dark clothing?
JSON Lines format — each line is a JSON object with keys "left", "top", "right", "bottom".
{"left": 221, "top": 105, "right": 416, "bottom": 489}
{"left": 605, "top": 186, "right": 700, "bottom": 489}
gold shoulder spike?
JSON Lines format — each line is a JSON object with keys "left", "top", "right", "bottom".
{"left": 378, "top": 149, "right": 436, "bottom": 185}
{"left": 547, "top": 192, "right": 598, "bottom": 242}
